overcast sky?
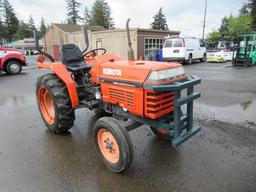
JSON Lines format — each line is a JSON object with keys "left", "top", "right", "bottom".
{"left": 9, "top": 0, "right": 246, "bottom": 37}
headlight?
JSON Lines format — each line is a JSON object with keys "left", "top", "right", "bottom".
{"left": 147, "top": 67, "right": 185, "bottom": 81}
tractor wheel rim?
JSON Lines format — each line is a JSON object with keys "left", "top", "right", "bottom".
{"left": 38, "top": 87, "right": 55, "bottom": 125}
{"left": 97, "top": 128, "right": 120, "bottom": 164}
{"left": 10, "top": 63, "right": 20, "bottom": 73}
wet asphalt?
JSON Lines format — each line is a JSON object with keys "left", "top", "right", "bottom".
{"left": 0, "top": 57, "right": 256, "bottom": 192}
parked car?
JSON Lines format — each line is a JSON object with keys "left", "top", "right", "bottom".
{"left": 0, "top": 47, "right": 27, "bottom": 75}
{"left": 162, "top": 36, "right": 207, "bottom": 64}
{"left": 206, "top": 50, "right": 225, "bottom": 63}
{"left": 217, "top": 40, "right": 234, "bottom": 51}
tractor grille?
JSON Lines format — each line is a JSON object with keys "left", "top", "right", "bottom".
{"left": 144, "top": 91, "right": 174, "bottom": 119}
{"left": 109, "top": 88, "right": 134, "bottom": 108}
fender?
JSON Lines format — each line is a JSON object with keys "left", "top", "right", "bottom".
{"left": 38, "top": 62, "right": 79, "bottom": 108}
{"left": 1, "top": 52, "right": 26, "bottom": 68}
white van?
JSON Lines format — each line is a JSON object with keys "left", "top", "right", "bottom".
{"left": 162, "top": 37, "right": 207, "bottom": 64}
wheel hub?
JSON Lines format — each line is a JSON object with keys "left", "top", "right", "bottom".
{"left": 97, "top": 129, "right": 120, "bottom": 164}
{"left": 104, "top": 139, "right": 113, "bottom": 150}
{"left": 10, "top": 63, "right": 20, "bottom": 73}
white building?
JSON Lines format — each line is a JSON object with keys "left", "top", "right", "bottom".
{"left": 7, "top": 38, "right": 44, "bottom": 50}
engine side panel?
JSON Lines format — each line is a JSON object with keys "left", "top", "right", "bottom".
{"left": 101, "top": 82, "right": 144, "bottom": 117}
{"left": 88, "top": 55, "right": 184, "bottom": 119}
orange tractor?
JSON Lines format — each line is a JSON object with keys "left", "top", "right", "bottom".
{"left": 35, "top": 20, "right": 201, "bottom": 172}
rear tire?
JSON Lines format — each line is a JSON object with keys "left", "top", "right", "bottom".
{"left": 93, "top": 117, "right": 133, "bottom": 172}
{"left": 6, "top": 61, "right": 22, "bottom": 75}
{"left": 187, "top": 54, "right": 193, "bottom": 64}
{"left": 36, "top": 73, "right": 75, "bottom": 134}
{"left": 200, "top": 53, "right": 207, "bottom": 62}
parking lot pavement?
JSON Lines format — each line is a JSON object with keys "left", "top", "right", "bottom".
{"left": 0, "top": 59, "right": 256, "bottom": 192}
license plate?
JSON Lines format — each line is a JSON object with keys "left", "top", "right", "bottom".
{"left": 173, "top": 50, "right": 179, "bottom": 53}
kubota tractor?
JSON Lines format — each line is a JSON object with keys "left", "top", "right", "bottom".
{"left": 35, "top": 20, "right": 201, "bottom": 172}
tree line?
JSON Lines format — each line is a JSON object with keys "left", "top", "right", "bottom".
{"left": 5, "top": 0, "right": 256, "bottom": 47}
{"left": 66, "top": 0, "right": 115, "bottom": 29}
{"left": 3, "top": 0, "right": 253, "bottom": 46}
{"left": 0, "top": 0, "right": 47, "bottom": 43}
{"left": 207, "top": 0, "right": 256, "bottom": 45}
{"left": 0, "top": 0, "right": 169, "bottom": 44}
{"left": 66, "top": 0, "right": 169, "bottom": 30}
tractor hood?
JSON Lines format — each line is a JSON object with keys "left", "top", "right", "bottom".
{"left": 98, "top": 59, "right": 187, "bottom": 88}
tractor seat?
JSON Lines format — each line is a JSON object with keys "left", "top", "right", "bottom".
{"left": 60, "top": 44, "right": 92, "bottom": 72}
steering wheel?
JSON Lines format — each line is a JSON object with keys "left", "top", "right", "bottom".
{"left": 84, "top": 48, "right": 106, "bottom": 58}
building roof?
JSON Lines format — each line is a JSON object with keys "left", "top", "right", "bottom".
{"left": 87, "top": 25, "right": 107, "bottom": 31}
{"left": 136, "top": 28, "right": 180, "bottom": 34}
{"left": 53, "top": 23, "right": 106, "bottom": 33}
{"left": 53, "top": 23, "right": 81, "bottom": 33}
{"left": 91, "top": 28, "right": 180, "bottom": 35}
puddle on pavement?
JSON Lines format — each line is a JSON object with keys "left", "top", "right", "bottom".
{"left": 0, "top": 96, "right": 36, "bottom": 114}
{"left": 0, "top": 94, "right": 255, "bottom": 124}
{"left": 195, "top": 100, "right": 256, "bottom": 124}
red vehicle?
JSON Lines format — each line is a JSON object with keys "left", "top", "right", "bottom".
{"left": 0, "top": 47, "right": 26, "bottom": 75}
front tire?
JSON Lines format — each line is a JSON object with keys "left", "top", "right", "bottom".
{"left": 6, "top": 61, "right": 22, "bottom": 75}
{"left": 93, "top": 117, "right": 133, "bottom": 172}
{"left": 36, "top": 73, "right": 75, "bottom": 134}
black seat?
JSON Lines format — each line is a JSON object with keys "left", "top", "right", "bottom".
{"left": 60, "top": 44, "right": 91, "bottom": 72}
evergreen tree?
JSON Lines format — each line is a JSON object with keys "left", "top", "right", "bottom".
{"left": 219, "top": 16, "right": 230, "bottom": 39}
{"left": 239, "top": 2, "right": 251, "bottom": 15}
{"left": 250, "top": 0, "right": 256, "bottom": 30}
{"left": 0, "top": 1, "right": 6, "bottom": 43}
{"left": 150, "top": 8, "right": 169, "bottom": 30}
{"left": 83, "top": 5, "right": 91, "bottom": 25}
{"left": 89, "top": 0, "right": 114, "bottom": 29}
{"left": 0, "top": 17, "right": 6, "bottom": 44}
{"left": 66, "top": 0, "right": 81, "bottom": 24}
{"left": 0, "top": 0, "right": 2, "bottom": 17}
{"left": 26, "top": 15, "right": 37, "bottom": 38}
{"left": 28, "top": 15, "right": 35, "bottom": 30}
{"left": 39, "top": 17, "right": 47, "bottom": 38}
{"left": 103, "top": 1, "right": 114, "bottom": 29}
{"left": 13, "top": 20, "right": 32, "bottom": 40}
{"left": 1, "top": 0, "right": 19, "bottom": 41}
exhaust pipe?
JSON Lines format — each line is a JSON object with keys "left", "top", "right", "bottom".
{"left": 126, "top": 18, "right": 135, "bottom": 60}
{"left": 81, "top": 25, "right": 89, "bottom": 53}
{"left": 33, "top": 29, "right": 55, "bottom": 62}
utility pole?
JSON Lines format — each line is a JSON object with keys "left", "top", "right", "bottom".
{"left": 202, "top": 0, "right": 207, "bottom": 40}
